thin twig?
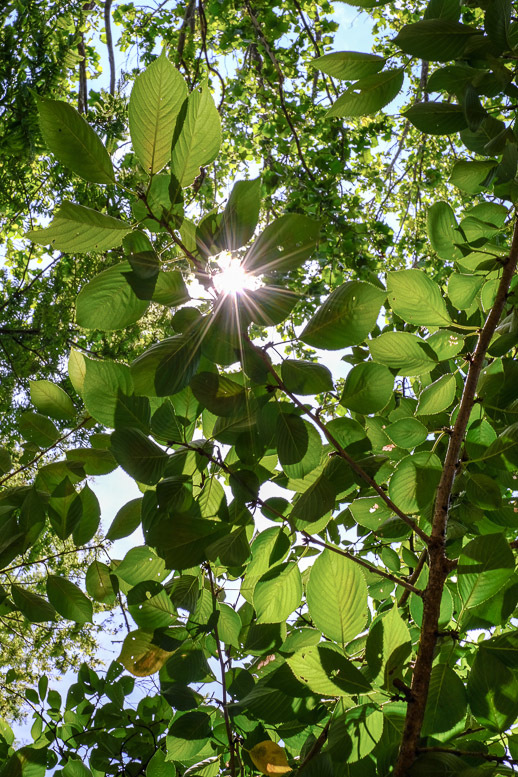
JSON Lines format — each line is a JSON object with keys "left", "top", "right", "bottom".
{"left": 303, "top": 534, "right": 424, "bottom": 596}
{"left": 249, "top": 342, "right": 430, "bottom": 545}
{"left": 244, "top": 0, "right": 315, "bottom": 182}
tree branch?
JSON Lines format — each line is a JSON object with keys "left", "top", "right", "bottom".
{"left": 393, "top": 215, "right": 518, "bottom": 777}
{"left": 302, "top": 534, "right": 424, "bottom": 596}
{"left": 249, "top": 342, "right": 431, "bottom": 545}
{"left": 206, "top": 562, "right": 235, "bottom": 777}
{"left": 104, "top": 0, "right": 116, "bottom": 96}
{"left": 243, "top": 0, "right": 315, "bottom": 182}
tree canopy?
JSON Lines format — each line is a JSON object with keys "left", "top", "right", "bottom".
{"left": 2, "top": 0, "right": 518, "bottom": 775}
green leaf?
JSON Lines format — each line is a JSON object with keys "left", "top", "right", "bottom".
{"left": 170, "top": 80, "right": 221, "bottom": 189}
{"left": 106, "top": 498, "right": 142, "bottom": 541}
{"left": 118, "top": 629, "right": 173, "bottom": 677}
{"left": 128, "top": 582, "right": 176, "bottom": 629}
{"left": 244, "top": 286, "right": 299, "bottom": 327}
{"left": 393, "top": 20, "right": 481, "bottom": 61}
{"left": 369, "top": 332, "right": 437, "bottom": 376}
{"left": 365, "top": 606, "right": 411, "bottom": 689}
{"left": 85, "top": 561, "right": 117, "bottom": 605}
{"left": 76, "top": 261, "right": 150, "bottom": 331}
{"left": 448, "top": 273, "right": 483, "bottom": 309}
{"left": 244, "top": 214, "right": 320, "bottom": 274}
{"left": 19, "top": 411, "right": 59, "bottom": 447}
{"left": 36, "top": 96, "right": 114, "bottom": 184}
{"left": 422, "top": 664, "right": 467, "bottom": 735}
{"left": 467, "top": 649, "right": 518, "bottom": 732}
{"left": 29, "top": 379, "right": 75, "bottom": 420}
{"left": 0, "top": 448, "right": 11, "bottom": 475}
{"left": 387, "top": 269, "right": 451, "bottom": 326}
{"left": 152, "top": 270, "right": 190, "bottom": 306}
{"left": 326, "top": 69, "right": 404, "bottom": 117}
{"left": 26, "top": 202, "right": 131, "bottom": 252}
{"left": 311, "top": 51, "right": 386, "bottom": 80}
{"left": 277, "top": 412, "right": 309, "bottom": 466}
{"left": 46, "top": 575, "right": 93, "bottom": 624}
{"left": 81, "top": 356, "right": 134, "bottom": 427}
{"left": 427, "top": 201, "right": 462, "bottom": 261}
{"left": 73, "top": 483, "right": 101, "bottom": 545}
{"left": 450, "top": 160, "right": 497, "bottom": 194}
{"left": 386, "top": 417, "right": 428, "bottom": 449}
{"left": 114, "top": 546, "right": 167, "bottom": 587}
{"left": 153, "top": 515, "right": 230, "bottom": 570}
{"left": 424, "top": 0, "right": 462, "bottom": 21}
{"left": 254, "top": 563, "right": 302, "bottom": 623}
{"left": 306, "top": 549, "right": 368, "bottom": 644}
{"left": 128, "top": 48, "right": 188, "bottom": 174}
{"left": 340, "top": 362, "right": 394, "bottom": 414}
{"left": 283, "top": 420, "right": 322, "bottom": 479}
{"left": 417, "top": 374, "right": 456, "bottom": 415}
{"left": 131, "top": 335, "right": 201, "bottom": 397}
{"left": 11, "top": 585, "right": 56, "bottom": 623}
{"left": 281, "top": 359, "right": 333, "bottom": 395}
{"left": 458, "top": 533, "right": 514, "bottom": 610}
{"left": 111, "top": 428, "right": 168, "bottom": 485}
{"left": 388, "top": 451, "right": 442, "bottom": 513}
{"left": 485, "top": 0, "right": 511, "bottom": 49}
{"left": 403, "top": 102, "right": 467, "bottom": 135}
{"left": 191, "top": 372, "right": 246, "bottom": 416}
{"left": 301, "top": 281, "right": 385, "bottom": 350}
{"left": 216, "top": 178, "right": 262, "bottom": 251}
{"left": 288, "top": 643, "right": 372, "bottom": 696}
{"left": 216, "top": 603, "right": 242, "bottom": 648}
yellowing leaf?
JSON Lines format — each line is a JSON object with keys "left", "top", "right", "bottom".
{"left": 249, "top": 741, "right": 292, "bottom": 776}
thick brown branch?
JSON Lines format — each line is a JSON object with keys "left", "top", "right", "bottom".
{"left": 393, "top": 215, "right": 518, "bottom": 777}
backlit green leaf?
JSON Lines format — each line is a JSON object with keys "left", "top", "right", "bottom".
{"left": 417, "top": 374, "right": 456, "bottom": 415}
{"left": 170, "top": 81, "right": 221, "bottom": 189}
{"left": 37, "top": 96, "right": 114, "bottom": 184}
{"left": 388, "top": 451, "right": 442, "bottom": 513}
{"left": 340, "top": 362, "right": 394, "bottom": 414}
{"left": 301, "top": 281, "right": 385, "bottom": 350}
{"left": 369, "top": 332, "right": 437, "bottom": 376}
{"left": 254, "top": 563, "right": 302, "bottom": 624}
{"left": 29, "top": 380, "right": 75, "bottom": 420}
{"left": 393, "top": 19, "right": 481, "bottom": 61}
{"left": 387, "top": 270, "right": 451, "bottom": 326}
{"left": 311, "top": 51, "right": 386, "bottom": 80}
{"left": 46, "top": 576, "right": 93, "bottom": 624}
{"left": 327, "top": 69, "right": 404, "bottom": 117}
{"left": 306, "top": 549, "right": 368, "bottom": 644}
{"left": 458, "top": 533, "right": 514, "bottom": 610}
{"left": 27, "top": 202, "right": 131, "bottom": 252}
{"left": 111, "top": 428, "right": 168, "bottom": 485}
{"left": 129, "top": 48, "right": 188, "bottom": 174}
{"left": 76, "top": 261, "right": 149, "bottom": 331}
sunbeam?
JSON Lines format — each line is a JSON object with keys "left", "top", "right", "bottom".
{"left": 212, "top": 251, "right": 262, "bottom": 296}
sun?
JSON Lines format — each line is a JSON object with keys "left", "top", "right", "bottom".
{"left": 212, "top": 251, "right": 261, "bottom": 296}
